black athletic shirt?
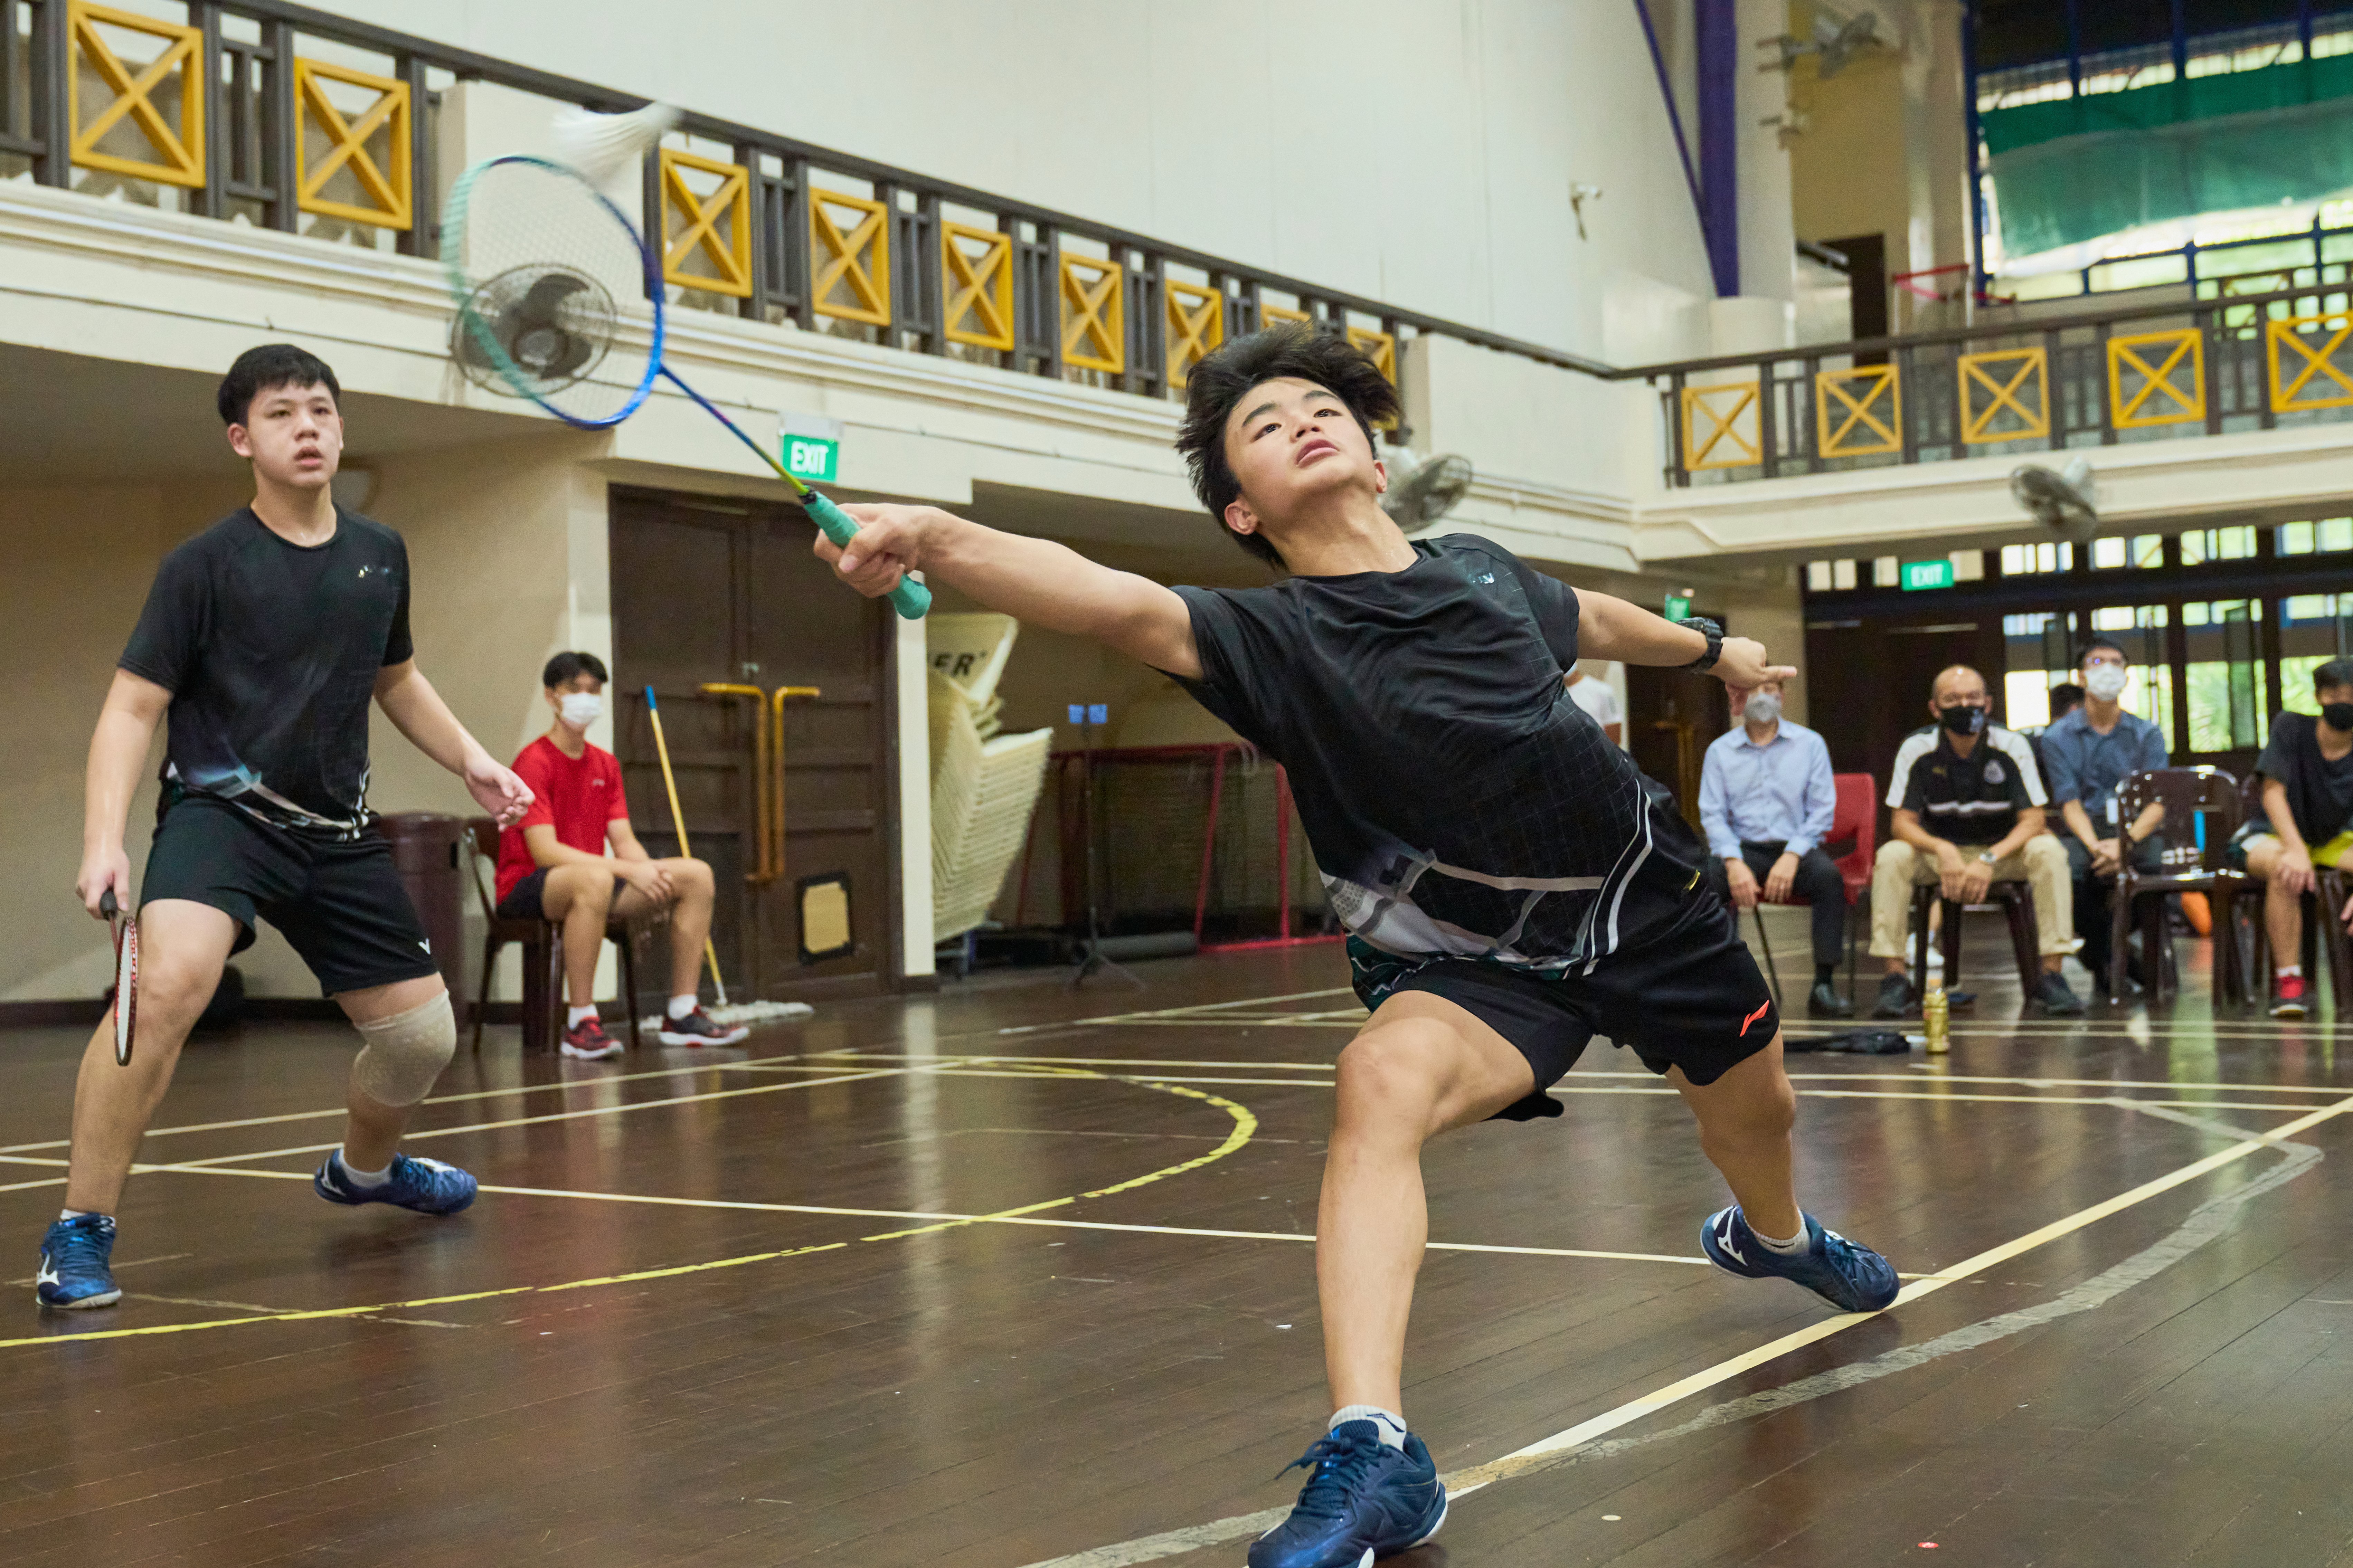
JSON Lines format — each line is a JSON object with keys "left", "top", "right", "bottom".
{"left": 1886, "top": 723, "right": 2046, "bottom": 846}
{"left": 1168, "top": 535, "right": 1711, "bottom": 972}
{"left": 2249, "top": 711, "right": 2353, "bottom": 844}
{"left": 119, "top": 506, "right": 413, "bottom": 839}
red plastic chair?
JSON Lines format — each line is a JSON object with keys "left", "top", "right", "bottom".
{"left": 1748, "top": 772, "right": 1875, "bottom": 1004}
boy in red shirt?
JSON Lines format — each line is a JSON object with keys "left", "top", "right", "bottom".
{"left": 494, "top": 652, "right": 748, "bottom": 1056}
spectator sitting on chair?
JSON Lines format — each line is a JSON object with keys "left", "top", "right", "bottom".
{"left": 2020, "top": 682, "right": 2083, "bottom": 795}
{"left": 2224, "top": 657, "right": 2353, "bottom": 1019}
{"left": 1868, "top": 664, "right": 2083, "bottom": 1020}
{"left": 2040, "top": 639, "right": 2167, "bottom": 997}
{"left": 492, "top": 652, "right": 748, "bottom": 1057}
{"left": 1563, "top": 661, "right": 1622, "bottom": 746}
{"left": 1699, "top": 677, "right": 1852, "bottom": 1017}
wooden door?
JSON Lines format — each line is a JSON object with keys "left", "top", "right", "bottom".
{"left": 608, "top": 487, "right": 900, "bottom": 1007}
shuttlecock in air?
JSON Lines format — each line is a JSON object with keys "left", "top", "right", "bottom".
{"left": 551, "top": 101, "right": 680, "bottom": 185}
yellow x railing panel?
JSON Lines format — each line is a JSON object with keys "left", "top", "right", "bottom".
{"left": 658, "top": 147, "right": 752, "bottom": 297}
{"left": 1260, "top": 303, "right": 1311, "bottom": 327}
{"left": 1165, "top": 281, "right": 1222, "bottom": 387}
{"left": 2107, "top": 329, "right": 2204, "bottom": 428}
{"left": 1348, "top": 325, "right": 1397, "bottom": 384}
{"left": 1681, "top": 381, "right": 1760, "bottom": 471}
{"left": 1957, "top": 347, "right": 2048, "bottom": 443}
{"left": 293, "top": 58, "right": 411, "bottom": 230}
{"left": 1814, "top": 364, "right": 1901, "bottom": 457}
{"left": 68, "top": 1, "right": 203, "bottom": 188}
{"left": 941, "top": 224, "right": 1014, "bottom": 351}
{"left": 812, "top": 188, "right": 891, "bottom": 326}
{"left": 1060, "top": 254, "right": 1124, "bottom": 374}
{"left": 2268, "top": 312, "right": 2353, "bottom": 412}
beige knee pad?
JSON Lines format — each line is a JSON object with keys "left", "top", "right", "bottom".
{"left": 351, "top": 993, "right": 456, "bottom": 1107}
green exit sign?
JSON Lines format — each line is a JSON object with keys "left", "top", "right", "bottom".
{"left": 779, "top": 412, "right": 844, "bottom": 484}
{"left": 1663, "top": 592, "right": 1693, "bottom": 621}
{"left": 1901, "top": 558, "right": 1955, "bottom": 591}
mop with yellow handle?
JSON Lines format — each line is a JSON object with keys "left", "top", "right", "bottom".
{"left": 641, "top": 687, "right": 814, "bottom": 1034}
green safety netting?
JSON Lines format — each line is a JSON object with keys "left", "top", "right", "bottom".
{"left": 1984, "top": 55, "right": 2353, "bottom": 258}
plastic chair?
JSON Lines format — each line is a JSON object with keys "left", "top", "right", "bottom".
{"left": 1745, "top": 771, "right": 1875, "bottom": 1006}
{"left": 2106, "top": 767, "right": 2247, "bottom": 1006}
{"left": 463, "top": 818, "right": 649, "bottom": 1054}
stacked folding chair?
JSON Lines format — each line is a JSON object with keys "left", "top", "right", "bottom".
{"left": 926, "top": 614, "right": 1053, "bottom": 947}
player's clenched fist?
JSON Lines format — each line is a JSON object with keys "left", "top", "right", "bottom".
{"left": 818, "top": 503, "right": 935, "bottom": 599}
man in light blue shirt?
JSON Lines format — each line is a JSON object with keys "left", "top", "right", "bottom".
{"left": 2040, "top": 636, "right": 2168, "bottom": 995}
{"left": 1701, "top": 677, "right": 1852, "bottom": 1016}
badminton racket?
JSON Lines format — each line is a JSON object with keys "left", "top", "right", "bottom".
{"left": 442, "top": 145, "right": 930, "bottom": 621}
{"left": 100, "top": 890, "right": 137, "bottom": 1066}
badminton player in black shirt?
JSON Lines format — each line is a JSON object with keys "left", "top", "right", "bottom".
{"left": 36, "top": 345, "right": 533, "bottom": 1312}
{"left": 819, "top": 326, "right": 1896, "bottom": 1568}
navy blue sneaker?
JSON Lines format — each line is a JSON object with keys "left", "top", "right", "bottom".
{"left": 36, "top": 1213, "right": 120, "bottom": 1309}
{"left": 1701, "top": 1206, "right": 1898, "bottom": 1312}
{"left": 313, "top": 1151, "right": 478, "bottom": 1215}
{"left": 1247, "top": 1419, "right": 1446, "bottom": 1568}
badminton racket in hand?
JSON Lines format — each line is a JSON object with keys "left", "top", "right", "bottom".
{"left": 442, "top": 125, "right": 929, "bottom": 620}
{"left": 100, "top": 890, "right": 137, "bottom": 1067}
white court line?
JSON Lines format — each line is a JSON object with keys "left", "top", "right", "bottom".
{"left": 1019, "top": 1090, "right": 2353, "bottom": 1567}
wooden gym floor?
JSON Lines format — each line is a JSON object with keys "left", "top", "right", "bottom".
{"left": 6, "top": 920, "right": 2353, "bottom": 1567}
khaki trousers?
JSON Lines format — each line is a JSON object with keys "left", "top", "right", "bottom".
{"left": 1867, "top": 835, "right": 2073, "bottom": 960}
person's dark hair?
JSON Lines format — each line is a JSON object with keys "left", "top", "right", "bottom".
{"left": 2315, "top": 657, "right": 2353, "bottom": 693}
{"left": 2076, "top": 636, "right": 2127, "bottom": 669}
{"left": 1174, "top": 324, "right": 1400, "bottom": 567}
{"left": 2048, "top": 682, "right": 2086, "bottom": 715}
{"left": 218, "top": 343, "right": 341, "bottom": 427}
{"left": 542, "top": 651, "right": 610, "bottom": 689}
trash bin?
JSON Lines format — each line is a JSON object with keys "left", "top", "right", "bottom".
{"left": 376, "top": 811, "right": 468, "bottom": 1027}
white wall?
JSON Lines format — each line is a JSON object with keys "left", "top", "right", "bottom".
{"left": 305, "top": 0, "right": 1716, "bottom": 359}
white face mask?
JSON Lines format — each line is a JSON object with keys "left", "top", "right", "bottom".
{"left": 1744, "top": 691, "right": 1782, "bottom": 725}
{"left": 2084, "top": 664, "right": 2128, "bottom": 702}
{"left": 559, "top": 691, "right": 603, "bottom": 729}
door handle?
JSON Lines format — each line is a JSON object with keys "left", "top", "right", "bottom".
{"left": 698, "top": 683, "right": 773, "bottom": 883}
{"left": 769, "top": 686, "right": 821, "bottom": 887}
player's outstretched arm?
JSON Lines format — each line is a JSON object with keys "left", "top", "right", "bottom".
{"left": 373, "top": 659, "right": 535, "bottom": 827}
{"left": 78, "top": 670, "right": 171, "bottom": 917}
{"left": 1575, "top": 589, "right": 1793, "bottom": 690}
{"left": 821, "top": 504, "right": 1201, "bottom": 680}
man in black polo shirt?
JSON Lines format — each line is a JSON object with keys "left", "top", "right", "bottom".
{"left": 1867, "top": 664, "right": 2082, "bottom": 1017}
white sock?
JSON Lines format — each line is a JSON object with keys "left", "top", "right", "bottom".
{"left": 1331, "top": 1404, "right": 1408, "bottom": 1449}
{"left": 568, "top": 1004, "right": 599, "bottom": 1028}
{"left": 668, "top": 995, "right": 698, "bottom": 1020}
{"left": 1749, "top": 1212, "right": 1809, "bottom": 1253}
{"left": 59, "top": 1208, "right": 92, "bottom": 1223}
{"left": 338, "top": 1149, "right": 391, "bottom": 1187}
{"left": 2279, "top": 964, "right": 2303, "bottom": 980}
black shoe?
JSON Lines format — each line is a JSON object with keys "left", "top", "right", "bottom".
{"left": 2035, "top": 971, "right": 2085, "bottom": 1016}
{"left": 1808, "top": 981, "right": 1854, "bottom": 1018}
{"left": 1947, "top": 989, "right": 1976, "bottom": 1010}
{"left": 1870, "top": 973, "right": 1910, "bottom": 1019}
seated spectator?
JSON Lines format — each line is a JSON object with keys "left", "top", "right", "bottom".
{"left": 2040, "top": 639, "right": 2167, "bottom": 996}
{"left": 1867, "top": 664, "right": 2082, "bottom": 1019}
{"left": 493, "top": 652, "right": 749, "bottom": 1057}
{"left": 2021, "top": 682, "right": 2083, "bottom": 791}
{"left": 2226, "top": 658, "right": 2353, "bottom": 1018}
{"left": 1564, "top": 661, "right": 1622, "bottom": 745}
{"left": 1699, "top": 677, "right": 1851, "bottom": 1016}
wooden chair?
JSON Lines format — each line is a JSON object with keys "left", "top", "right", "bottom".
{"left": 462, "top": 818, "right": 649, "bottom": 1054}
{"left": 2106, "top": 767, "right": 2247, "bottom": 1006}
{"left": 1909, "top": 878, "right": 2041, "bottom": 1002}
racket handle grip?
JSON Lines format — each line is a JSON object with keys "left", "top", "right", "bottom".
{"left": 802, "top": 492, "right": 931, "bottom": 620}
{"left": 101, "top": 889, "right": 119, "bottom": 920}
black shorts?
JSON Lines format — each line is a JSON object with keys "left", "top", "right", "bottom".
{"left": 497, "top": 866, "right": 551, "bottom": 920}
{"left": 1346, "top": 899, "right": 1779, "bottom": 1121}
{"left": 140, "top": 796, "right": 441, "bottom": 996}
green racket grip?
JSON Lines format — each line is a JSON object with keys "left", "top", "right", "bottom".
{"left": 802, "top": 492, "right": 930, "bottom": 620}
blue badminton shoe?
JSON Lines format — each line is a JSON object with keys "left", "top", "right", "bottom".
{"left": 1247, "top": 1418, "right": 1446, "bottom": 1568}
{"left": 314, "top": 1151, "right": 478, "bottom": 1216}
{"left": 36, "top": 1213, "right": 120, "bottom": 1309}
{"left": 1701, "top": 1206, "right": 1898, "bottom": 1313}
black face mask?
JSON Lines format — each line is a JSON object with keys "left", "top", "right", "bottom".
{"left": 1939, "top": 703, "right": 1988, "bottom": 736}
{"left": 2324, "top": 702, "right": 2353, "bottom": 733}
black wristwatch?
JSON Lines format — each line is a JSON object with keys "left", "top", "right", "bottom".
{"left": 1678, "top": 616, "right": 1724, "bottom": 673}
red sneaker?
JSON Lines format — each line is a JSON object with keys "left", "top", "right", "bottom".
{"left": 657, "top": 1007, "right": 750, "bottom": 1047}
{"left": 561, "top": 1015, "right": 624, "bottom": 1059}
{"left": 2272, "top": 973, "right": 2309, "bottom": 1019}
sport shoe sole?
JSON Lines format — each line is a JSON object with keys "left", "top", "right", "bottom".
{"left": 561, "top": 1039, "right": 625, "bottom": 1059}
{"left": 37, "top": 1286, "right": 120, "bottom": 1310}
{"left": 658, "top": 1025, "right": 750, "bottom": 1046}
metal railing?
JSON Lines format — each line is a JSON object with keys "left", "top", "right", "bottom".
{"left": 1629, "top": 279, "right": 2353, "bottom": 488}
{"left": 0, "top": 0, "right": 1610, "bottom": 418}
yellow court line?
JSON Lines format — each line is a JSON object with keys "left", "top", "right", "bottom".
{"left": 1437, "top": 1088, "right": 2353, "bottom": 1495}
{"left": 0, "top": 1072, "right": 1258, "bottom": 1352}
